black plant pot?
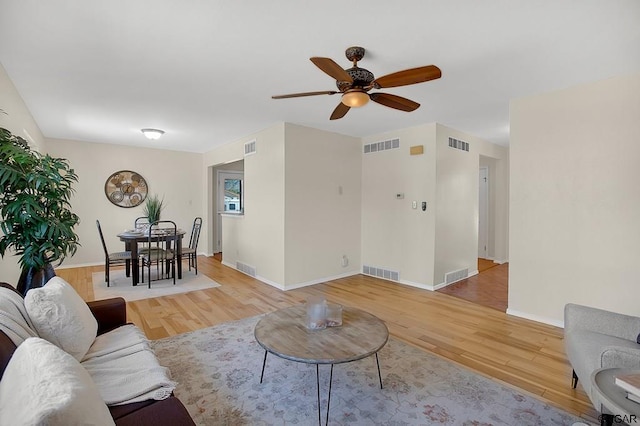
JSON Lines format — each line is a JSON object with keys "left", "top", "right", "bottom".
{"left": 17, "top": 263, "right": 56, "bottom": 295}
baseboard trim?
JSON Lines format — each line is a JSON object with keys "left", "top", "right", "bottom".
{"left": 57, "top": 261, "right": 102, "bottom": 269}
{"left": 283, "top": 271, "right": 360, "bottom": 291}
{"left": 220, "top": 261, "right": 360, "bottom": 291}
{"left": 433, "top": 269, "right": 479, "bottom": 291}
{"left": 506, "top": 308, "right": 564, "bottom": 328}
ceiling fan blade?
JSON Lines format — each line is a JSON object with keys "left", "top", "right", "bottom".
{"left": 373, "top": 65, "right": 441, "bottom": 89}
{"left": 330, "top": 102, "right": 350, "bottom": 120}
{"left": 310, "top": 57, "right": 353, "bottom": 83}
{"left": 370, "top": 93, "right": 420, "bottom": 112}
{"left": 272, "top": 90, "right": 338, "bottom": 99}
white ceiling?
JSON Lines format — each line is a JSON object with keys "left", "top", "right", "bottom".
{"left": 1, "top": 1, "right": 639, "bottom": 153}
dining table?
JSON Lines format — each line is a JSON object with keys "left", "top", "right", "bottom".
{"left": 117, "top": 228, "right": 186, "bottom": 286}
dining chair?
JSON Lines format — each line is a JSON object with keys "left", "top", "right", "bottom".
{"left": 180, "top": 217, "right": 202, "bottom": 275}
{"left": 96, "top": 220, "right": 132, "bottom": 286}
{"left": 140, "top": 220, "right": 177, "bottom": 287}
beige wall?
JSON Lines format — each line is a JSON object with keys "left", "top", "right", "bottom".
{"left": 361, "top": 124, "right": 438, "bottom": 288}
{"left": 205, "top": 123, "right": 287, "bottom": 286}
{"left": 284, "top": 123, "right": 361, "bottom": 287}
{"left": 509, "top": 72, "right": 640, "bottom": 325}
{"left": 0, "top": 63, "right": 46, "bottom": 152}
{"left": 434, "top": 124, "right": 509, "bottom": 286}
{"left": 0, "top": 65, "right": 48, "bottom": 284}
{"left": 361, "top": 123, "right": 508, "bottom": 290}
{"left": 47, "top": 138, "right": 203, "bottom": 266}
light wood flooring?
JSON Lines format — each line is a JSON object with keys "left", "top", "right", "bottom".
{"left": 437, "top": 260, "right": 509, "bottom": 312}
{"left": 59, "top": 256, "right": 597, "bottom": 423}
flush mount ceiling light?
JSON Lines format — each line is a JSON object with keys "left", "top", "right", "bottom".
{"left": 141, "top": 128, "right": 165, "bottom": 140}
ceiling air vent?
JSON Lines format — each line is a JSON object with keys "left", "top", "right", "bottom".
{"left": 244, "top": 139, "right": 256, "bottom": 156}
{"left": 364, "top": 138, "right": 400, "bottom": 154}
{"left": 448, "top": 137, "right": 469, "bottom": 152}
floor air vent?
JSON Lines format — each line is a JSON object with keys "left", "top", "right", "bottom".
{"left": 364, "top": 138, "right": 399, "bottom": 154}
{"left": 448, "top": 137, "right": 469, "bottom": 152}
{"left": 236, "top": 261, "right": 256, "bottom": 277}
{"left": 445, "top": 268, "right": 469, "bottom": 285}
{"left": 363, "top": 265, "right": 400, "bottom": 281}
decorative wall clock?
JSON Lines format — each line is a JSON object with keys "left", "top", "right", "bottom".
{"left": 104, "top": 170, "right": 148, "bottom": 208}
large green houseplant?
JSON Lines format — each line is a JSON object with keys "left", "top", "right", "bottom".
{"left": 0, "top": 127, "right": 80, "bottom": 294}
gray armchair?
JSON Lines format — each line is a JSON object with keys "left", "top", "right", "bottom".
{"left": 564, "top": 303, "right": 640, "bottom": 408}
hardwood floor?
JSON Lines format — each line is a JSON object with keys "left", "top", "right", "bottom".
{"left": 437, "top": 261, "right": 509, "bottom": 312}
{"left": 57, "top": 256, "right": 597, "bottom": 423}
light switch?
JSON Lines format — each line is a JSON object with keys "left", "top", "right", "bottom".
{"left": 422, "top": 201, "right": 427, "bottom": 211}
{"left": 412, "top": 201, "right": 417, "bottom": 209}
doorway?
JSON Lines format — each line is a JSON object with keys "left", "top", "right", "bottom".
{"left": 478, "top": 166, "right": 489, "bottom": 259}
{"left": 212, "top": 162, "right": 244, "bottom": 257}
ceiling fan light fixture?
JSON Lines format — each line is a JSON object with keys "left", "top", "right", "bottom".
{"left": 141, "top": 128, "right": 165, "bottom": 140}
{"left": 341, "top": 91, "right": 369, "bottom": 108}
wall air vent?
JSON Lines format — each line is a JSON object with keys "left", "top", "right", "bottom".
{"left": 236, "top": 261, "right": 256, "bottom": 277}
{"left": 362, "top": 265, "right": 400, "bottom": 282}
{"left": 448, "top": 137, "right": 469, "bottom": 152}
{"left": 364, "top": 138, "right": 400, "bottom": 154}
{"left": 444, "top": 268, "right": 469, "bottom": 285}
{"left": 244, "top": 139, "right": 256, "bottom": 156}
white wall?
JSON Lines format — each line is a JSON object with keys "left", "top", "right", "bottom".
{"left": 0, "top": 64, "right": 48, "bottom": 284}
{"left": 204, "top": 123, "right": 287, "bottom": 286}
{"left": 361, "top": 123, "right": 508, "bottom": 290}
{"left": 434, "top": 125, "right": 480, "bottom": 285}
{"left": 361, "top": 124, "right": 438, "bottom": 288}
{"left": 509, "top": 72, "right": 640, "bottom": 325}
{"left": 47, "top": 138, "right": 203, "bottom": 267}
{"left": 0, "top": 63, "right": 46, "bottom": 152}
{"left": 434, "top": 124, "right": 509, "bottom": 286}
{"left": 283, "top": 123, "right": 361, "bottom": 288}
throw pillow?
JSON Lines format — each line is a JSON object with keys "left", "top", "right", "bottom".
{"left": 24, "top": 276, "right": 98, "bottom": 361}
{"left": 0, "top": 337, "right": 114, "bottom": 425}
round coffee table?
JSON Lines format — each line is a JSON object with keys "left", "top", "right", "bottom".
{"left": 254, "top": 304, "right": 388, "bottom": 425}
{"left": 591, "top": 368, "right": 640, "bottom": 426}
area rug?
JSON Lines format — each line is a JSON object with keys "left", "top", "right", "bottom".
{"left": 92, "top": 269, "right": 221, "bottom": 302}
{"left": 152, "top": 315, "right": 587, "bottom": 426}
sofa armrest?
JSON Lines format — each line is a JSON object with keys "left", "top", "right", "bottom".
{"left": 87, "top": 297, "right": 126, "bottom": 335}
{"left": 565, "top": 303, "right": 640, "bottom": 342}
{"left": 601, "top": 346, "right": 640, "bottom": 370}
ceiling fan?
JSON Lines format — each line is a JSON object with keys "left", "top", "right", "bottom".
{"left": 272, "top": 46, "right": 441, "bottom": 120}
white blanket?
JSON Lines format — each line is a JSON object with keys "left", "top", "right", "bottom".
{"left": 81, "top": 325, "right": 176, "bottom": 405}
{"left": 0, "top": 287, "right": 38, "bottom": 345}
{"left": 82, "top": 324, "right": 150, "bottom": 361}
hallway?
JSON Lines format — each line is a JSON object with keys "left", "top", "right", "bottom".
{"left": 437, "top": 260, "right": 509, "bottom": 311}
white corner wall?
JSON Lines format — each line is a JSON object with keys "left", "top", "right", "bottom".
{"left": 0, "top": 63, "right": 46, "bottom": 152}
{"left": 361, "top": 124, "right": 438, "bottom": 288}
{"left": 204, "top": 123, "right": 287, "bottom": 286}
{"left": 509, "top": 72, "right": 640, "bottom": 325}
{"left": 283, "top": 123, "right": 361, "bottom": 288}
{"left": 434, "top": 124, "right": 509, "bottom": 286}
{"left": 0, "top": 64, "right": 48, "bottom": 284}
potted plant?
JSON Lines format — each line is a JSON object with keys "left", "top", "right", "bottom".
{"left": 143, "top": 194, "right": 164, "bottom": 224}
{"left": 0, "top": 127, "right": 80, "bottom": 294}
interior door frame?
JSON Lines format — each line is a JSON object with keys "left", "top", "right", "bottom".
{"left": 215, "top": 170, "right": 244, "bottom": 253}
{"left": 478, "top": 166, "right": 489, "bottom": 259}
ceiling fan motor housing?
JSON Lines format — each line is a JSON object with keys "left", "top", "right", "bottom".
{"left": 337, "top": 67, "right": 375, "bottom": 91}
